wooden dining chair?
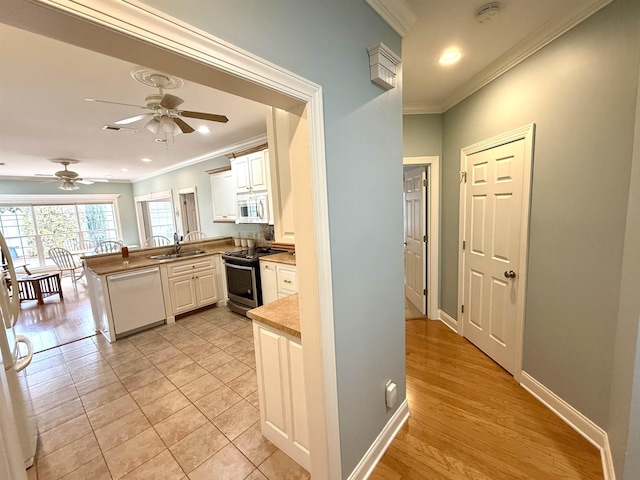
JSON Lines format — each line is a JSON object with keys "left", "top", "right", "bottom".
{"left": 144, "top": 235, "right": 171, "bottom": 247}
{"left": 48, "top": 247, "right": 83, "bottom": 284}
{"left": 94, "top": 240, "right": 123, "bottom": 254}
{"left": 184, "top": 231, "right": 207, "bottom": 242}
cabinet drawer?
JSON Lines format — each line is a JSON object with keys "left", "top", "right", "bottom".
{"left": 278, "top": 266, "right": 297, "bottom": 292}
{"left": 166, "top": 256, "right": 214, "bottom": 277}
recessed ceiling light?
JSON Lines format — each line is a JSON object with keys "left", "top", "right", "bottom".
{"left": 439, "top": 49, "right": 462, "bottom": 65}
{"left": 197, "top": 126, "right": 211, "bottom": 134}
{"left": 142, "top": 158, "right": 152, "bottom": 163}
{"left": 105, "top": 175, "right": 114, "bottom": 179}
{"left": 120, "top": 168, "right": 129, "bottom": 172}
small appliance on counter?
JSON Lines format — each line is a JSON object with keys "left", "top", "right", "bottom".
{"left": 222, "top": 247, "right": 285, "bottom": 316}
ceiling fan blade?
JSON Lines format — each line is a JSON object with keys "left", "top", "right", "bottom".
{"left": 85, "top": 98, "right": 147, "bottom": 109}
{"left": 114, "top": 113, "right": 153, "bottom": 125}
{"left": 160, "top": 94, "right": 184, "bottom": 109}
{"left": 77, "top": 179, "right": 94, "bottom": 185}
{"left": 173, "top": 117, "right": 195, "bottom": 134}
{"left": 179, "top": 110, "right": 229, "bottom": 123}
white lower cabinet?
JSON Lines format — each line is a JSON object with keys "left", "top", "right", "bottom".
{"left": 260, "top": 260, "right": 297, "bottom": 304}
{"left": 253, "top": 321, "right": 309, "bottom": 471}
{"left": 161, "top": 255, "right": 220, "bottom": 319}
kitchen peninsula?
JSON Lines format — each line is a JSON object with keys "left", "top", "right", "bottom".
{"left": 83, "top": 237, "right": 237, "bottom": 342}
{"left": 247, "top": 293, "right": 310, "bottom": 470}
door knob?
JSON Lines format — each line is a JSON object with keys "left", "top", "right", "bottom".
{"left": 504, "top": 270, "right": 516, "bottom": 279}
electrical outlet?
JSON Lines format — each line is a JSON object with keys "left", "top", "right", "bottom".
{"left": 385, "top": 380, "right": 397, "bottom": 408}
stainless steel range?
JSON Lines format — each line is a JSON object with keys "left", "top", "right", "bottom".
{"left": 222, "top": 247, "right": 284, "bottom": 316}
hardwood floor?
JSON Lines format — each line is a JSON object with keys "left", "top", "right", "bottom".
{"left": 14, "top": 275, "right": 96, "bottom": 353}
{"left": 371, "top": 318, "right": 604, "bottom": 480}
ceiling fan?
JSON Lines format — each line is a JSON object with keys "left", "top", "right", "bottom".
{"left": 85, "top": 70, "right": 229, "bottom": 137}
{"left": 36, "top": 160, "right": 108, "bottom": 191}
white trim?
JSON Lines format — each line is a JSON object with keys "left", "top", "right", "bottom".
{"left": 403, "top": 104, "right": 444, "bottom": 115}
{"left": 403, "top": 156, "right": 439, "bottom": 321}
{"left": 364, "top": 0, "right": 417, "bottom": 37}
{"left": 458, "top": 124, "right": 535, "bottom": 382}
{"left": 438, "top": 310, "right": 458, "bottom": 333}
{"left": 131, "top": 134, "right": 267, "bottom": 183}
{"left": 520, "top": 372, "right": 616, "bottom": 480}
{"left": 0, "top": 193, "right": 120, "bottom": 205}
{"left": 346, "top": 399, "right": 410, "bottom": 480}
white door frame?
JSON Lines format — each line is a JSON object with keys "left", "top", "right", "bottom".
{"left": 403, "top": 156, "right": 440, "bottom": 320}
{"left": 457, "top": 124, "right": 535, "bottom": 383}
{"left": 3, "top": 2, "right": 340, "bottom": 478}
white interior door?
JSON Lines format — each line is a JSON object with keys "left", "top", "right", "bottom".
{"left": 461, "top": 139, "right": 526, "bottom": 375}
{"left": 404, "top": 167, "right": 426, "bottom": 314}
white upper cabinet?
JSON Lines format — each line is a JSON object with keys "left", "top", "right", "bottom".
{"left": 233, "top": 150, "right": 269, "bottom": 194}
{"left": 266, "top": 107, "right": 296, "bottom": 244}
{"left": 209, "top": 168, "right": 237, "bottom": 223}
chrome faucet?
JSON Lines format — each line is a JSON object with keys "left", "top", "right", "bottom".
{"left": 173, "top": 232, "right": 181, "bottom": 254}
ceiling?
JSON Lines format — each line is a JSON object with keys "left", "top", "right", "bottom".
{"left": 0, "top": 0, "right": 610, "bottom": 183}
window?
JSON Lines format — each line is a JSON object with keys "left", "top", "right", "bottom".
{"left": 0, "top": 194, "right": 121, "bottom": 268}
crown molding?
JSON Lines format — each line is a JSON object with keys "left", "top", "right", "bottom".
{"left": 365, "top": 0, "right": 417, "bottom": 37}
{"left": 402, "top": 103, "right": 444, "bottom": 115}
{"left": 439, "top": 0, "right": 613, "bottom": 112}
{"left": 131, "top": 134, "right": 267, "bottom": 182}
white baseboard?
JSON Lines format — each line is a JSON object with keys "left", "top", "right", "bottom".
{"left": 520, "top": 371, "right": 615, "bottom": 480}
{"left": 346, "top": 399, "right": 409, "bottom": 480}
{"left": 438, "top": 309, "right": 458, "bottom": 333}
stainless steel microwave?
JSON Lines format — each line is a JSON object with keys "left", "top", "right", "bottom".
{"left": 237, "top": 194, "right": 269, "bottom": 223}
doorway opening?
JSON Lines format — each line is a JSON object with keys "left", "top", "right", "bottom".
{"left": 403, "top": 156, "right": 440, "bottom": 321}
{"left": 178, "top": 188, "right": 201, "bottom": 235}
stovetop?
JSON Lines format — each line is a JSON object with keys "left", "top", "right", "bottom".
{"left": 222, "top": 247, "right": 285, "bottom": 261}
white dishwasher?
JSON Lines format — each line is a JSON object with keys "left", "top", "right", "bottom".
{"left": 107, "top": 267, "right": 166, "bottom": 337}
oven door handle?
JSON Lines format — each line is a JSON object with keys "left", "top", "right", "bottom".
{"left": 223, "top": 261, "right": 255, "bottom": 270}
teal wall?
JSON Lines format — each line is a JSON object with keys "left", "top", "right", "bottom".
{"left": 131, "top": 155, "right": 260, "bottom": 240}
{"left": 0, "top": 179, "right": 139, "bottom": 245}
{"left": 403, "top": 114, "right": 442, "bottom": 158}
{"left": 439, "top": 0, "right": 639, "bottom": 431}
{"left": 141, "top": 1, "right": 404, "bottom": 476}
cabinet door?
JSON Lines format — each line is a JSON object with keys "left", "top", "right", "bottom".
{"left": 248, "top": 151, "right": 268, "bottom": 192}
{"left": 194, "top": 270, "right": 218, "bottom": 306}
{"left": 210, "top": 170, "right": 237, "bottom": 222}
{"left": 233, "top": 156, "right": 251, "bottom": 194}
{"left": 260, "top": 262, "right": 278, "bottom": 305}
{"left": 254, "top": 323, "right": 289, "bottom": 437}
{"left": 168, "top": 275, "right": 197, "bottom": 315}
{"left": 288, "top": 340, "right": 309, "bottom": 454}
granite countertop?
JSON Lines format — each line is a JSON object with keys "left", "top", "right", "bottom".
{"left": 247, "top": 294, "right": 301, "bottom": 339}
{"left": 260, "top": 252, "right": 296, "bottom": 266}
{"left": 83, "top": 238, "right": 242, "bottom": 275}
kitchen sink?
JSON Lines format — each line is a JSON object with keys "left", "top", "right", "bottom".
{"left": 149, "top": 250, "right": 207, "bottom": 260}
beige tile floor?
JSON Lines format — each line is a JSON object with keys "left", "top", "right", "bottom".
{"left": 25, "top": 305, "right": 310, "bottom": 480}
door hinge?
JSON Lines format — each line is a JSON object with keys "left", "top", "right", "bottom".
{"left": 460, "top": 171, "right": 467, "bottom": 183}
{"left": 462, "top": 240, "right": 466, "bottom": 250}
{"left": 423, "top": 178, "right": 428, "bottom": 187}
{"left": 461, "top": 305, "right": 464, "bottom": 313}
{"left": 423, "top": 288, "right": 428, "bottom": 296}
{"left": 423, "top": 235, "right": 428, "bottom": 243}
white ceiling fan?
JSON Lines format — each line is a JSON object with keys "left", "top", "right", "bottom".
{"left": 85, "top": 69, "right": 229, "bottom": 137}
{"left": 36, "top": 160, "right": 109, "bottom": 190}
